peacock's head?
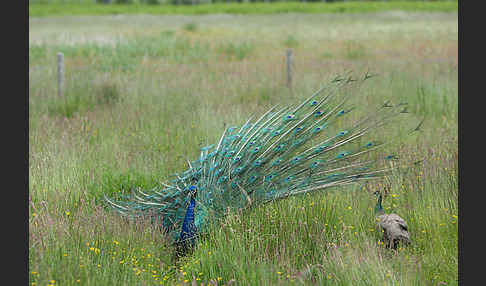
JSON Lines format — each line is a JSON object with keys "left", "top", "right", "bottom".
{"left": 189, "top": 185, "right": 197, "bottom": 198}
{"left": 190, "top": 177, "right": 199, "bottom": 198}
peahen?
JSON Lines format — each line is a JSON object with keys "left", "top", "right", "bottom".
{"left": 374, "top": 189, "right": 411, "bottom": 249}
{"left": 104, "top": 74, "right": 411, "bottom": 253}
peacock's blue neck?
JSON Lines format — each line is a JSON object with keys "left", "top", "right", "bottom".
{"left": 180, "top": 197, "right": 197, "bottom": 241}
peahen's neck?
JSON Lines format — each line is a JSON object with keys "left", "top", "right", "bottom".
{"left": 374, "top": 193, "right": 384, "bottom": 215}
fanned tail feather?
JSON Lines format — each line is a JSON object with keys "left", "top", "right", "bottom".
{"left": 104, "top": 74, "right": 409, "bottom": 242}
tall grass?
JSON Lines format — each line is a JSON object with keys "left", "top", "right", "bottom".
{"left": 29, "top": 12, "right": 457, "bottom": 285}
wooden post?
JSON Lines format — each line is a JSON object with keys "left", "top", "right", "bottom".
{"left": 286, "top": 49, "right": 293, "bottom": 88}
{"left": 57, "top": 52, "right": 64, "bottom": 97}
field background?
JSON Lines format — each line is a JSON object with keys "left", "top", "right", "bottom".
{"left": 29, "top": 1, "right": 458, "bottom": 16}
{"left": 29, "top": 3, "right": 458, "bottom": 286}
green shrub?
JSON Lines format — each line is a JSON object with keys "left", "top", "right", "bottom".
{"left": 218, "top": 41, "right": 254, "bottom": 61}
{"left": 283, "top": 34, "right": 299, "bottom": 48}
{"left": 183, "top": 22, "right": 198, "bottom": 32}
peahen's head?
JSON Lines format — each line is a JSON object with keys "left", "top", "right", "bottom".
{"left": 373, "top": 190, "right": 384, "bottom": 215}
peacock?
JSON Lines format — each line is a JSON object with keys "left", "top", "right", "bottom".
{"left": 104, "top": 73, "right": 412, "bottom": 253}
{"left": 373, "top": 188, "right": 411, "bottom": 249}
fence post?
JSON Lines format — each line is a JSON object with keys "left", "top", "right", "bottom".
{"left": 286, "top": 49, "right": 293, "bottom": 88}
{"left": 57, "top": 52, "right": 64, "bottom": 97}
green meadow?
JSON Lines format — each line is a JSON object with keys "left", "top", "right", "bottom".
{"left": 29, "top": 1, "right": 458, "bottom": 17}
{"left": 29, "top": 8, "right": 458, "bottom": 286}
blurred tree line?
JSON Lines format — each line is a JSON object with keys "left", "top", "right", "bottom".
{"left": 30, "top": 0, "right": 455, "bottom": 5}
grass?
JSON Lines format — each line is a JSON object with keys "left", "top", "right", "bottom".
{"left": 29, "top": 11, "right": 457, "bottom": 286}
{"left": 29, "top": 1, "right": 458, "bottom": 17}
{"left": 47, "top": 76, "right": 121, "bottom": 117}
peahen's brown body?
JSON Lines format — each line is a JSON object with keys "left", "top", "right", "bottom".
{"left": 377, "top": 212, "right": 411, "bottom": 249}
{"left": 374, "top": 190, "right": 411, "bottom": 249}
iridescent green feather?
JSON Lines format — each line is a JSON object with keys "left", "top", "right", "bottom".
{"left": 104, "top": 74, "right": 407, "bottom": 242}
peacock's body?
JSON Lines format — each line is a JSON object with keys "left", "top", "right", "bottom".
{"left": 105, "top": 74, "right": 409, "bottom": 248}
